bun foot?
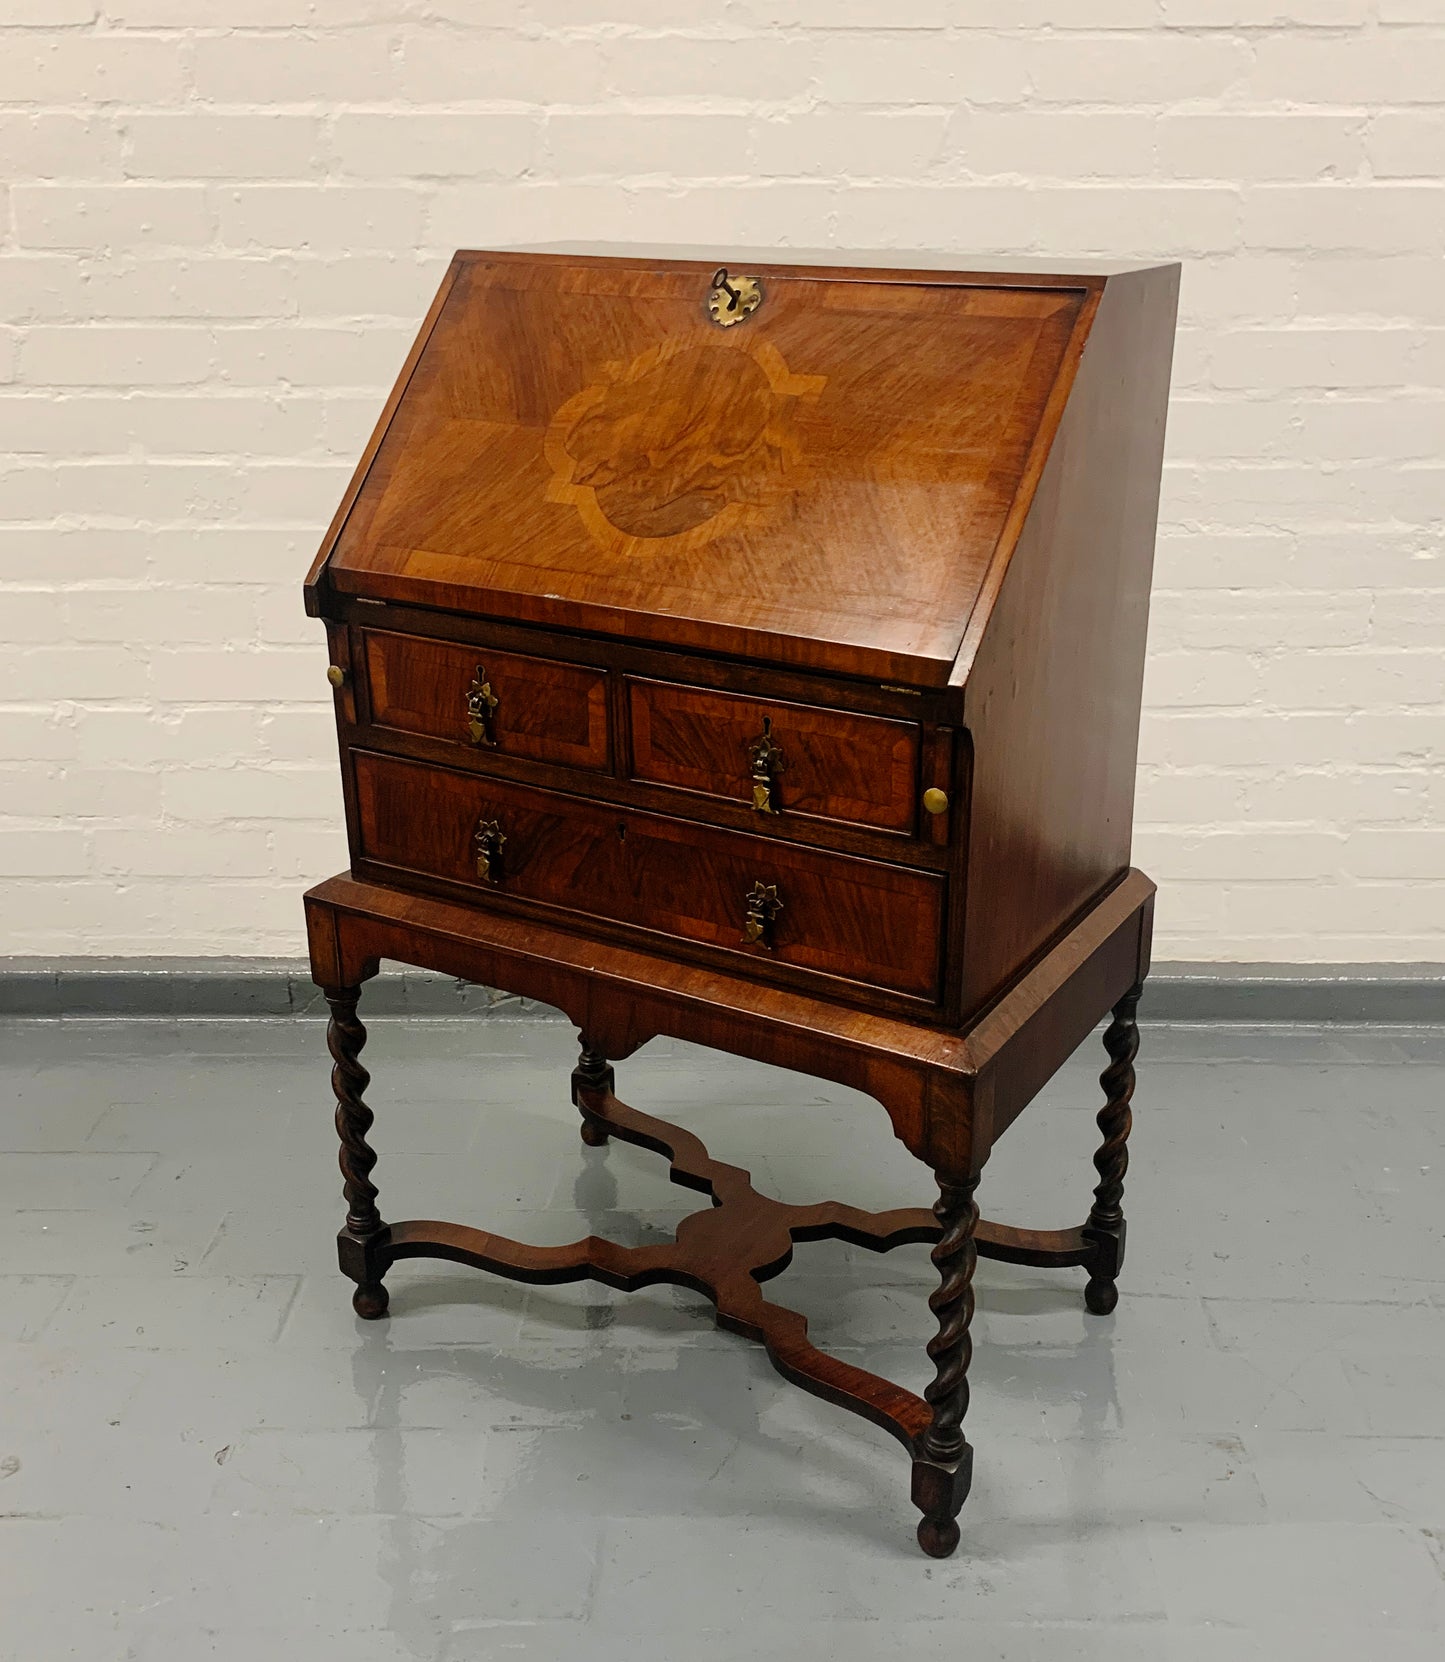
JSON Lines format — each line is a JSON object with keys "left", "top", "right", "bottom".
{"left": 911, "top": 1444, "right": 971, "bottom": 1561}
{"left": 1084, "top": 1276, "right": 1118, "bottom": 1315}
{"left": 572, "top": 1044, "right": 615, "bottom": 1145}
{"left": 917, "top": 1516, "right": 961, "bottom": 1559}
{"left": 353, "top": 1282, "right": 390, "bottom": 1320}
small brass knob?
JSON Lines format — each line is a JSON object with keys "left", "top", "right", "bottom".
{"left": 922, "top": 787, "right": 949, "bottom": 816}
{"left": 326, "top": 664, "right": 346, "bottom": 688}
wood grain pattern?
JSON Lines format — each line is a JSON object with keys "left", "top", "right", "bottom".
{"left": 303, "top": 247, "right": 1177, "bottom": 1557}
{"left": 361, "top": 626, "right": 609, "bottom": 770}
{"left": 320, "top": 253, "right": 1090, "bottom": 687}
{"left": 415, "top": 1077, "right": 939, "bottom": 1442}
{"left": 351, "top": 748, "right": 945, "bottom": 1001}
{"left": 304, "top": 868, "right": 1154, "bottom": 1172}
{"left": 957, "top": 264, "right": 1179, "bottom": 1014}
{"left": 544, "top": 335, "right": 826, "bottom": 551}
{"left": 336, "top": 603, "right": 957, "bottom": 873}
{"left": 306, "top": 874, "right": 1153, "bottom": 1556}
{"left": 337, "top": 594, "right": 961, "bottom": 726}
{"left": 628, "top": 676, "right": 921, "bottom": 833}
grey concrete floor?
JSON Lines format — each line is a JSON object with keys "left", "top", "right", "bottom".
{"left": 1, "top": 1011, "right": 1443, "bottom": 1660}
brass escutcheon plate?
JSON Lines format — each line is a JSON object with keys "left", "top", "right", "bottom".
{"left": 707, "top": 268, "right": 762, "bottom": 328}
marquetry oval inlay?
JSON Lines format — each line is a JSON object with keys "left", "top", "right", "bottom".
{"left": 543, "top": 338, "right": 827, "bottom": 555}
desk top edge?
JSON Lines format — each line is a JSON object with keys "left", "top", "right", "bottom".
{"left": 484, "top": 244, "right": 1179, "bottom": 281}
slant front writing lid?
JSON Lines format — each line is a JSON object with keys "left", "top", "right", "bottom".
{"left": 315, "top": 250, "right": 1097, "bottom": 688}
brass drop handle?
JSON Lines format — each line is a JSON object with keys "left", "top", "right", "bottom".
{"left": 745, "top": 717, "right": 786, "bottom": 815}
{"left": 742, "top": 881, "right": 783, "bottom": 949}
{"left": 474, "top": 817, "right": 507, "bottom": 885}
{"left": 466, "top": 664, "right": 499, "bottom": 747}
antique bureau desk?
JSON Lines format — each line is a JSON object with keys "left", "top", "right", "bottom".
{"left": 304, "top": 247, "right": 1178, "bottom": 1557}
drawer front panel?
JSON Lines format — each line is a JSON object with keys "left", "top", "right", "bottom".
{"left": 362, "top": 628, "right": 609, "bottom": 771}
{"left": 628, "top": 678, "right": 919, "bottom": 833}
{"left": 354, "top": 751, "right": 943, "bottom": 1001}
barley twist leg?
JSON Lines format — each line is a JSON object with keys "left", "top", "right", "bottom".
{"left": 913, "top": 1174, "right": 980, "bottom": 1558}
{"left": 1084, "top": 986, "right": 1141, "bottom": 1316}
{"left": 326, "top": 986, "right": 389, "bottom": 1319}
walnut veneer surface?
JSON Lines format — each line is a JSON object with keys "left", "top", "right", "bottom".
{"left": 304, "top": 246, "right": 1179, "bottom": 1557}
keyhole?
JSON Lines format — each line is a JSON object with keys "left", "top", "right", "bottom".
{"left": 616, "top": 823, "right": 626, "bottom": 841}
{"left": 713, "top": 267, "right": 740, "bottom": 312}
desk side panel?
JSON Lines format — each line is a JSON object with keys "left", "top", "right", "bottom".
{"left": 958, "top": 264, "right": 1179, "bottom": 1017}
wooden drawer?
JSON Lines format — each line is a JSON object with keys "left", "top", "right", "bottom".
{"left": 353, "top": 750, "right": 944, "bottom": 1002}
{"left": 628, "top": 678, "right": 920, "bottom": 834}
{"left": 361, "top": 628, "right": 609, "bottom": 771}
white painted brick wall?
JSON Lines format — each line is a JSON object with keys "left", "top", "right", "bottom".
{"left": 1, "top": 4, "right": 1442, "bottom": 962}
